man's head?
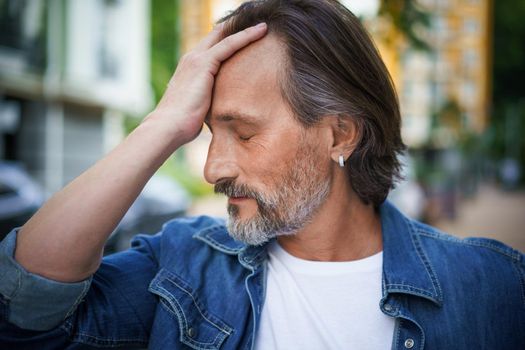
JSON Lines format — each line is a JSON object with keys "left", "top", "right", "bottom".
{"left": 206, "top": 0, "right": 405, "bottom": 245}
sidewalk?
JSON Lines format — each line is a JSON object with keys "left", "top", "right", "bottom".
{"left": 435, "top": 185, "right": 525, "bottom": 252}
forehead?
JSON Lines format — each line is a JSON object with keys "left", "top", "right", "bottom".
{"left": 210, "top": 34, "right": 290, "bottom": 122}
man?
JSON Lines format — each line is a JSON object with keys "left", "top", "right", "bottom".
{"left": 0, "top": 0, "right": 523, "bottom": 349}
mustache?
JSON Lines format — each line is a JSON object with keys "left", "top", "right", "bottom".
{"left": 214, "top": 180, "right": 261, "bottom": 199}
{"left": 214, "top": 180, "right": 278, "bottom": 217}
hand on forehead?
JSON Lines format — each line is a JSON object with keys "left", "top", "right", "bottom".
{"left": 210, "top": 35, "right": 289, "bottom": 126}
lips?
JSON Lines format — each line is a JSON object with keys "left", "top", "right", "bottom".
{"left": 228, "top": 196, "right": 250, "bottom": 204}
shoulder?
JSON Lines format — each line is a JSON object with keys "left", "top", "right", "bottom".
{"left": 161, "top": 215, "right": 226, "bottom": 236}
{"left": 158, "top": 215, "right": 227, "bottom": 248}
{"left": 410, "top": 219, "right": 525, "bottom": 302}
{"left": 411, "top": 219, "right": 523, "bottom": 263}
{"left": 129, "top": 215, "right": 228, "bottom": 260}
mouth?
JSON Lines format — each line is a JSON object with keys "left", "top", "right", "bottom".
{"left": 228, "top": 196, "right": 250, "bottom": 204}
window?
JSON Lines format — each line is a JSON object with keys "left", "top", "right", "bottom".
{"left": 0, "top": 0, "right": 47, "bottom": 72}
{"left": 463, "top": 18, "right": 479, "bottom": 34}
{"left": 462, "top": 49, "right": 479, "bottom": 70}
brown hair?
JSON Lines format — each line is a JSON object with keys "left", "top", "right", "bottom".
{"left": 220, "top": 0, "right": 406, "bottom": 207}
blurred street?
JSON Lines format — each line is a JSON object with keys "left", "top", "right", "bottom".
{"left": 436, "top": 185, "right": 525, "bottom": 252}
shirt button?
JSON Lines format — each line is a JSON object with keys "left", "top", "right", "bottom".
{"left": 384, "top": 303, "right": 393, "bottom": 312}
{"left": 188, "top": 327, "right": 195, "bottom": 338}
{"left": 404, "top": 338, "right": 415, "bottom": 349}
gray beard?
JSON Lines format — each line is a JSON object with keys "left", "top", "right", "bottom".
{"left": 226, "top": 162, "right": 331, "bottom": 246}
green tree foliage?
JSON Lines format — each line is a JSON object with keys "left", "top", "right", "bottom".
{"left": 125, "top": 0, "right": 179, "bottom": 133}
{"left": 149, "top": 0, "right": 214, "bottom": 197}
{"left": 151, "top": 0, "right": 180, "bottom": 104}
{"left": 488, "top": 0, "right": 525, "bottom": 176}
{"left": 379, "top": 0, "right": 431, "bottom": 50}
{"left": 493, "top": 0, "right": 525, "bottom": 105}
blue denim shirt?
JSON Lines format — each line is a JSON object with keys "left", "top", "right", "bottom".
{"left": 1, "top": 201, "right": 524, "bottom": 349}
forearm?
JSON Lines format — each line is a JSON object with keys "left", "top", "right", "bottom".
{"left": 14, "top": 116, "right": 182, "bottom": 282}
{"left": 11, "top": 22, "right": 267, "bottom": 284}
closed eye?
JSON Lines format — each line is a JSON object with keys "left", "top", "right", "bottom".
{"left": 239, "top": 135, "right": 253, "bottom": 142}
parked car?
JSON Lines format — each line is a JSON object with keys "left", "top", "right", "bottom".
{"left": 0, "top": 161, "right": 44, "bottom": 241}
{"left": 0, "top": 162, "right": 190, "bottom": 253}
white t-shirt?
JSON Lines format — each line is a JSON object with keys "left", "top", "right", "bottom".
{"left": 254, "top": 241, "right": 395, "bottom": 350}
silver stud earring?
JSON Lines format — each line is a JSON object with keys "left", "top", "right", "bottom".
{"left": 339, "top": 154, "right": 345, "bottom": 167}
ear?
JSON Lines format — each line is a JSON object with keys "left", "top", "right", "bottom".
{"left": 327, "top": 116, "right": 360, "bottom": 165}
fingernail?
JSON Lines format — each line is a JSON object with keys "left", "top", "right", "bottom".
{"left": 255, "top": 22, "right": 267, "bottom": 29}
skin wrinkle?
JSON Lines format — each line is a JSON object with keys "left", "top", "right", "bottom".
{"left": 249, "top": 138, "right": 269, "bottom": 151}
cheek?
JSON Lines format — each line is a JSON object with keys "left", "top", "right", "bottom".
{"left": 238, "top": 132, "right": 299, "bottom": 173}
{"left": 255, "top": 146, "right": 298, "bottom": 186}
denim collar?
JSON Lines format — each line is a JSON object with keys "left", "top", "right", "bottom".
{"left": 193, "top": 200, "right": 443, "bottom": 305}
{"left": 380, "top": 201, "right": 443, "bottom": 306}
{"left": 192, "top": 222, "right": 268, "bottom": 269}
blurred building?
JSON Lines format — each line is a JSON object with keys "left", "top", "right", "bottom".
{"left": 0, "top": 0, "right": 152, "bottom": 194}
{"left": 368, "top": 0, "right": 493, "bottom": 221}
{"left": 179, "top": 0, "right": 243, "bottom": 54}
{"left": 394, "top": 0, "right": 492, "bottom": 148}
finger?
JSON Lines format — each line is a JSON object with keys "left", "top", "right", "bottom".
{"left": 208, "top": 22, "right": 267, "bottom": 63}
{"left": 193, "top": 22, "right": 226, "bottom": 52}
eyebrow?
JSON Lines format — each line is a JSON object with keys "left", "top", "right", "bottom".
{"left": 205, "top": 111, "right": 260, "bottom": 131}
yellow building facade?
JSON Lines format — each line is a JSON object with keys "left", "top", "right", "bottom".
{"left": 383, "top": 0, "right": 492, "bottom": 147}
{"left": 180, "top": 0, "right": 243, "bottom": 54}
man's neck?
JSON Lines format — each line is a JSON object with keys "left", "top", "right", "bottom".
{"left": 277, "top": 176, "right": 382, "bottom": 262}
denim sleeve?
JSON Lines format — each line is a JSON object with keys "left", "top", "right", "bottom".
{"left": 0, "top": 229, "right": 92, "bottom": 331}
{"left": 1, "top": 229, "right": 161, "bottom": 349}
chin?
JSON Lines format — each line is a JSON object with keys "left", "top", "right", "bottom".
{"left": 228, "top": 203, "right": 258, "bottom": 220}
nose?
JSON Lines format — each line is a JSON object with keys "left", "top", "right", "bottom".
{"left": 203, "top": 136, "right": 239, "bottom": 185}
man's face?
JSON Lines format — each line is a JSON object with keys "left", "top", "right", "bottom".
{"left": 205, "top": 35, "right": 333, "bottom": 245}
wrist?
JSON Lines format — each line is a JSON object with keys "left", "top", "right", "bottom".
{"left": 138, "top": 111, "right": 187, "bottom": 151}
